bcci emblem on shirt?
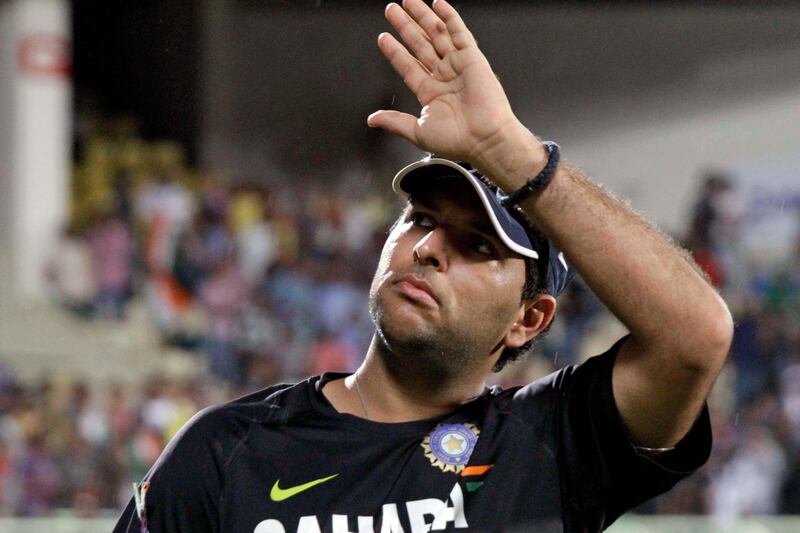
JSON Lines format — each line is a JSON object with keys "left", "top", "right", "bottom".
{"left": 422, "top": 423, "right": 479, "bottom": 473}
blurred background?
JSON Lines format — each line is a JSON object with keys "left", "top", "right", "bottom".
{"left": 0, "top": 0, "right": 799, "bottom": 531}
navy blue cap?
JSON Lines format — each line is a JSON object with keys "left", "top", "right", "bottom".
{"left": 392, "top": 157, "right": 574, "bottom": 297}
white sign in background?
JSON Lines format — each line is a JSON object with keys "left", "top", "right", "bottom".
{"left": 732, "top": 155, "right": 800, "bottom": 262}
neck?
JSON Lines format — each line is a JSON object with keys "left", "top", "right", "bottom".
{"left": 346, "top": 335, "right": 493, "bottom": 423}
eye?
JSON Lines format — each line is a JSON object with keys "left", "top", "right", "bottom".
{"left": 410, "top": 212, "right": 435, "bottom": 229}
{"left": 468, "top": 235, "right": 496, "bottom": 257}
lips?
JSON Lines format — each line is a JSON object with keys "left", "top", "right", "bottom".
{"left": 393, "top": 275, "right": 439, "bottom": 306}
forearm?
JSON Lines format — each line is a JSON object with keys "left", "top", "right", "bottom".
{"left": 473, "top": 124, "right": 733, "bottom": 367}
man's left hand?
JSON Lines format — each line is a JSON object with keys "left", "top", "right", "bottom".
{"left": 367, "top": 0, "right": 525, "bottom": 166}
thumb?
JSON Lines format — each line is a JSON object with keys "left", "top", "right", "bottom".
{"left": 367, "top": 110, "right": 418, "bottom": 146}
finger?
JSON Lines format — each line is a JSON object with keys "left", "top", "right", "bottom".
{"left": 402, "top": 0, "right": 455, "bottom": 58}
{"left": 385, "top": 3, "right": 438, "bottom": 72}
{"left": 367, "top": 110, "right": 418, "bottom": 145}
{"left": 377, "top": 32, "right": 432, "bottom": 100}
{"left": 432, "top": 0, "right": 476, "bottom": 50}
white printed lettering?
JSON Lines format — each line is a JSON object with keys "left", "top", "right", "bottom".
{"left": 406, "top": 498, "right": 445, "bottom": 533}
{"left": 332, "top": 514, "right": 355, "bottom": 533}
{"left": 431, "top": 484, "right": 467, "bottom": 530}
{"left": 379, "top": 503, "right": 405, "bottom": 533}
{"left": 297, "top": 515, "right": 323, "bottom": 533}
{"left": 358, "top": 516, "right": 376, "bottom": 533}
{"left": 254, "top": 519, "right": 286, "bottom": 533}
{"left": 253, "top": 483, "right": 468, "bottom": 533}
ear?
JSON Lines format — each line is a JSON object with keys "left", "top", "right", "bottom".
{"left": 503, "top": 294, "right": 557, "bottom": 349}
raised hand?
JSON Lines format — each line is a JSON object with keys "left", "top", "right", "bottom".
{"left": 367, "top": 0, "right": 524, "bottom": 166}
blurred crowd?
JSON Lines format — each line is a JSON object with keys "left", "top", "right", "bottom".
{"left": 0, "top": 367, "right": 227, "bottom": 516}
{"left": 653, "top": 172, "right": 800, "bottom": 520}
{"left": 47, "top": 121, "right": 395, "bottom": 385}
{"left": 1, "top": 124, "right": 797, "bottom": 517}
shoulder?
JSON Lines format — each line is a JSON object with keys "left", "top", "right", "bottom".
{"left": 208, "top": 376, "right": 318, "bottom": 417}
{"left": 154, "top": 379, "right": 317, "bottom": 471}
{"left": 483, "top": 341, "right": 625, "bottom": 435}
{"left": 188, "top": 382, "right": 293, "bottom": 430}
{"left": 493, "top": 340, "right": 622, "bottom": 407}
{"left": 136, "top": 379, "right": 320, "bottom": 499}
{"left": 115, "top": 382, "right": 318, "bottom": 533}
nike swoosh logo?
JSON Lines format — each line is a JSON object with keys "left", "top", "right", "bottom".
{"left": 270, "top": 474, "right": 339, "bottom": 502}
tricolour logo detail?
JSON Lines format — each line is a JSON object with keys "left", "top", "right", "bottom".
{"left": 460, "top": 464, "right": 494, "bottom": 492}
{"left": 421, "top": 422, "right": 479, "bottom": 473}
{"left": 269, "top": 473, "right": 338, "bottom": 502}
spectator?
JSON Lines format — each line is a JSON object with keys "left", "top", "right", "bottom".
{"left": 686, "top": 172, "right": 740, "bottom": 289}
{"left": 86, "top": 211, "right": 134, "bottom": 319}
{"left": 233, "top": 190, "right": 279, "bottom": 288}
{"left": 710, "top": 426, "right": 787, "bottom": 518}
{"left": 199, "top": 258, "right": 248, "bottom": 383}
{"left": 46, "top": 224, "right": 96, "bottom": 317}
{"left": 16, "top": 434, "right": 59, "bottom": 516}
{"left": 309, "top": 330, "right": 358, "bottom": 375}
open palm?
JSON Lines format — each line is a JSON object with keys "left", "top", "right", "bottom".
{"left": 368, "top": 0, "right": 520, "bottom": 164}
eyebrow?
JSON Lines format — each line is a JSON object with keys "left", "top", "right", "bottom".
{"left": 408, "top": 195, "right": 499, "bottom": 242}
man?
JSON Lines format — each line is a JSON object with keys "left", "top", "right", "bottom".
{"left": 114, "top": 1, "right": 732, "bottom": 531}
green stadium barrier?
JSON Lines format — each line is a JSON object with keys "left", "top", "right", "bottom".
{"left": 608, "top": 515, "right": 800, "bottom": 533}
{"left": 0, "top": 514, "right": 117, "bottom": 533}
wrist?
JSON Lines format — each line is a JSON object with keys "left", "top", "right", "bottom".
{"left": 500, "top": 142, "right": 560, "bottom": 207}
{"left": 470, "top": 123, "right": 548, "bottom": 193}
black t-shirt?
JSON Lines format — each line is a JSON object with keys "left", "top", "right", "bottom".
{"left": 114, "top": 340, "right": 711, "bottom": 532}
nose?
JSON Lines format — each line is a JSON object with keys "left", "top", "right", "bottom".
{"left": 413, "top": 228, "right": 449, "bottom": 272}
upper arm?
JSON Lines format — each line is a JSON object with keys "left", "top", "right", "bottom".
{"left": 555, "top": 344, "right": 714, "bottom": 526}
{"left": 612, "top": 334, "right": 727, "bottom": 448}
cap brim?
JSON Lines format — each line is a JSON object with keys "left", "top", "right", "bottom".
{"left": 392, "top": 157, "right": 540, "bottom": 260}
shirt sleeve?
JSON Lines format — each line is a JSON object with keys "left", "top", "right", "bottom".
{"left": 112, "top": 405, "right": 240, "bottom": 533}
{"left": 556, "top": 337, "right": 712, "bottom": 529}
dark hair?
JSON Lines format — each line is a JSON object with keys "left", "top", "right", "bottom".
{"left": 491, "top": 255, "right": 549, "bottom": 372}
